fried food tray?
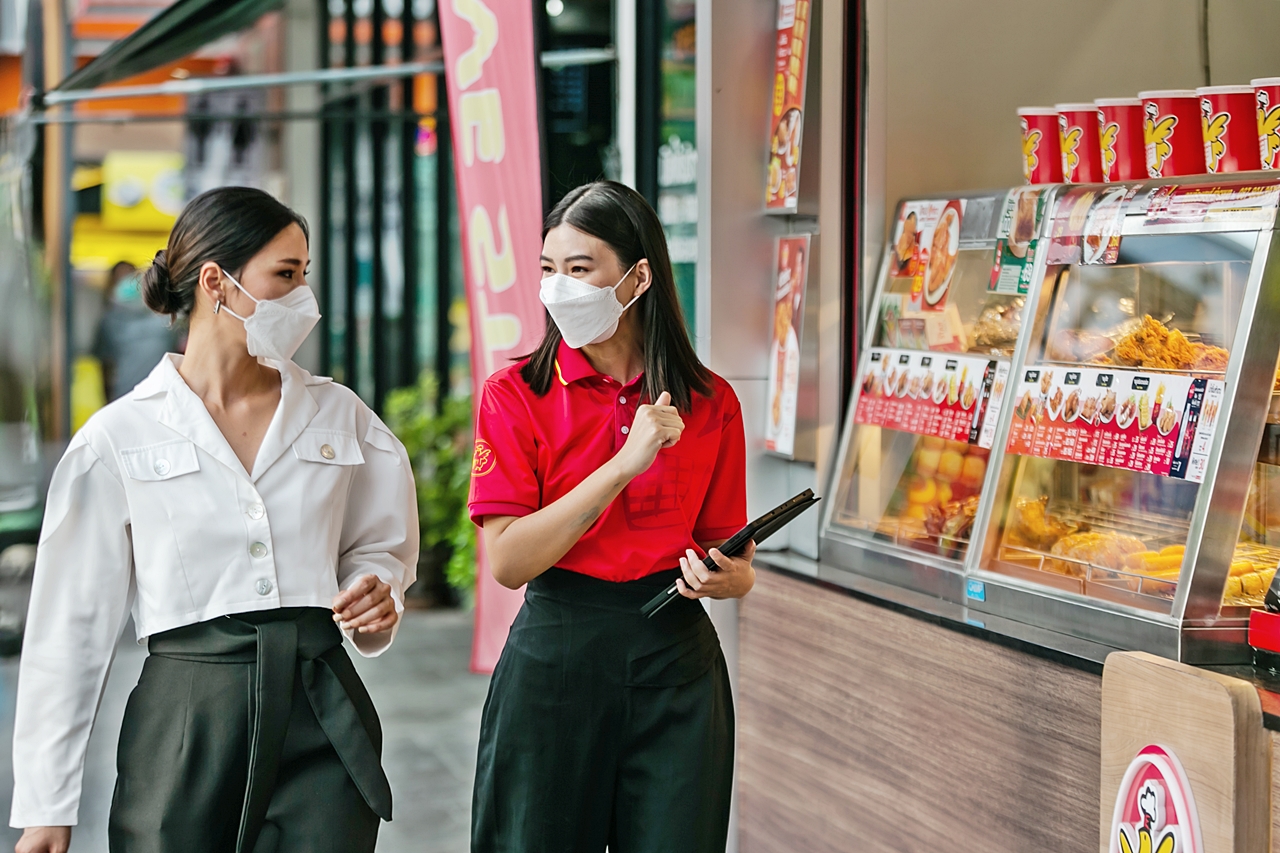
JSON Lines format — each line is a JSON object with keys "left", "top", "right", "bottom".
{"left": 1033, "top": 357, "right": 1227, "bottom": 378}
{"left": 834, "top": 513, "right": 973, "bottom": 561}
{"left": 992, "top": 501, "right": 1189, "bottom": 612}
{"left": 993, "top": 500, "right": 1280, "bottom": 610}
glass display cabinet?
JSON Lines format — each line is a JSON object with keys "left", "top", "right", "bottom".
{"left": 970, "top": 181, "right": 1280, "bottom": 663}
{"left": 824, "top": 178, "right": 1280, "bottom": 664}
{"left": 822, "top": 189, "right": 1057, "bottom": 601}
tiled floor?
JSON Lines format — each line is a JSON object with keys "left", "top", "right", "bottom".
{"left": 0, "top": 609, "right": 489, "bottom": 853}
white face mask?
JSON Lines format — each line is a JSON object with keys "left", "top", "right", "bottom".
{"left": 216, "top": 269, "right": 321, "bottom": 362}
{"left": 539, "top": 262, "right": 642, "bottom": 349}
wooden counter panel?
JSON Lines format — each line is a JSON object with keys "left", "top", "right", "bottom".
{"left": 737, "top": 569, "right": 1102, "bottom": 853}
{"left": 1272, "top": 732, "right": 1280, "bottom": 853}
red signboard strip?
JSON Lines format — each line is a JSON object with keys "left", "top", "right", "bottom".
{"left": 438, "top": 0, "right": 546, "bottom": 674}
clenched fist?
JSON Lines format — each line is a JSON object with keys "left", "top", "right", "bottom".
{"left": 613, "top": 391, "right": 684, "bottom": 479}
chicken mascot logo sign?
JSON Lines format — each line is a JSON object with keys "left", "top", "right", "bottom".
{"left": 1110, "top": 745, "right": 1202, "bottom": 853}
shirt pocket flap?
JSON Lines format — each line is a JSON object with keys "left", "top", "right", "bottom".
{"left": 293, "top": 430, "right": 365, "bottom": 465}
{"left": 120, "top": 440, "right": 201, "bottom": 481}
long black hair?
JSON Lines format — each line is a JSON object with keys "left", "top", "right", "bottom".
{"left": 521, "top": 181, "right": 712, "bottom": 411}
{"left": 141, "top": 186, "right": 308, "bottom": 319}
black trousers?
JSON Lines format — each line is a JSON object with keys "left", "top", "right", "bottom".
{"left": 472, "top": 568, "right": 735, "bottom": 853}
{"left": 108, "top": 608, "right": 391, "bottom": 853}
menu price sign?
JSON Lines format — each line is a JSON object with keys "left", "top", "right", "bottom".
{"left": 764, "top": 0, "right": 812, "bottom": 211}
{"left": 1005, "top": 366, "right": 1224, "bottom": 482}
{"left": 990, "top": 187, "right": 1047, "bottom": 294}
{"left": 1041, "top": 187, "right": 1097, "bottom": 265}
{"left": 854, "top": 347, "right": 1008, "bottom": 449}
{"left": 1082, "top": 185, "right": 1139, "bottom": 265}
{"left": 1144, "top": 182, "right": 1280, "bottom": 225}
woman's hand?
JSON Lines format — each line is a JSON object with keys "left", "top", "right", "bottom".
{"left": 676, "top": 541, "right": 756, "bottom": 600}
{"left": 16, "top": 827, "right": 71, "bottom": 853}
{"left": 332, "top": 574, "right": 399, "bottom": 634}
{"left": 613, "top": 391, "right": 684, "bottom": 479}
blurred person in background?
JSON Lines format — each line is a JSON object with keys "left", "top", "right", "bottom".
{"left": 12, "top": 187, "right": 418, "bottom": 853}
{"left": 93, "top": 261, "right": 180, "bottom": 402}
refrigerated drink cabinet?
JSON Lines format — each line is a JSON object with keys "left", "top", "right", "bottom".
{"left": 824, "top": 179, "right": 1280, "bottom": 663}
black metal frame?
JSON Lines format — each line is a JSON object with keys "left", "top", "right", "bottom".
{"left": 841, "top": 0, "right": 865, "bottom": 422}
{"left": 318, "top": 0, "right": 450, "bottom": 411}
{"left": 634, "top": 0, "right": 662, "bottom": 208}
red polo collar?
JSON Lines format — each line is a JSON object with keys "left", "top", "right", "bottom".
{"left": 553, "top": 340, "right": 643, "bottom": 388}
{"left": 553, "top": 340, "right": 597, "bottom": 385}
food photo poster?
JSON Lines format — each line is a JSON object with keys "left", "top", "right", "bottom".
{"left": 764, "top": 0, "right": 812, "bottom": 212}
{"left": 766, "top": 234, "right": 811, "bottom": 457}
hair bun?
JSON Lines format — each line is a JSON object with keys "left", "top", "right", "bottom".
{"left": 141, "top": 250, "right": 177, "bottom": 315}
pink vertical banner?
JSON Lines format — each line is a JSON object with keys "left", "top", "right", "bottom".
{"left": 438, "top": 0, "right": 546, "bottom": 673}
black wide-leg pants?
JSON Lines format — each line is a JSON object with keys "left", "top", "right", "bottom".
{"left": 471, "top": 568, "right": 735, "bottom": 853}
{"left": 107, "top": 608, "right": 392, "bottom": 853}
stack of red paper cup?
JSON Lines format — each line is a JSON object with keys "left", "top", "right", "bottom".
{"left": 1018, "top": 79, "right": 1280, "bottom": 182}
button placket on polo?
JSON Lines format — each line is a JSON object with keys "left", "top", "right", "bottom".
{"left": 613, "top": 379, "right": 640, "bottom": 450}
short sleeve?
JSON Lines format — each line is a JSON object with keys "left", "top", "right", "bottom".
{"left": 468, "top": 376, "right": 540, "bottom": 523}
{"left": 692, "top": 388, "right": 748, "bottom": 542}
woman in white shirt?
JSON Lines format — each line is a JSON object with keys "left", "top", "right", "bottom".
{"left": 12, "top": 187, "right": 418, "bottom": 853}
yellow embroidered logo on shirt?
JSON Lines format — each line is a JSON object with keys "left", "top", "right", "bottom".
{"left": 472, "top": 440, "right": 496, "bottom": 477}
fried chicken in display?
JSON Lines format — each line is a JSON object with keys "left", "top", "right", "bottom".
{"left": 1191, "top": 344, "right": 1229, "bottom": 372}
{"left": 1111, "top": 314, "right": 1229, "bottom": 372}
{"left": 1007, "top": 496, "right": 1077, "bottom": 551}
{"left": 1048, "top": 531, "right": 1148, "bottom": 577}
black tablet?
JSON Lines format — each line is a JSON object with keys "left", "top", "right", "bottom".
{"left": 640, "top": 490, "right": 821, "bottom": 618}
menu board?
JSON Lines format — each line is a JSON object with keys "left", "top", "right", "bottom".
{"left": 764, "top": 0, "right": 812, "bottom": 211}
{"left": 887, "top": 199, "right": 966, "bottom": 312}
{"left": 1005, "top": 366, "right": 1225, "bottom": 483}
{"left": 855, "top": 348, "right": 1010, "bottom": 449}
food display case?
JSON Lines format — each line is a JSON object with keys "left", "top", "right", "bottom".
{"left": 824, "top": 177, "right": 1280, "bottom": 664}
{"left": 821, "top": 188, "right": 1057, "bottom": 601}
{"left": 970, "top": 180, "right": 1280, "bottom": 663}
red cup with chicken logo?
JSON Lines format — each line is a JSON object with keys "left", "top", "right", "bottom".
{"left": 1018, "top": 107, "right": 1063, "bottom": 185}
{"left": 1196, "top": 85, "right": 1262, "bottom": 173}
{"left": 1139, "top": 90, "right": 1205, "bottom": 177}
{"left": 1055, "top": 103, "right": 1103, "bottom": 184}
{"left": 1253, "top": 77, "right": 1280, "bottom": 170}
{"left": 1096, "top": 98, "right": 1147, "bottom": 182}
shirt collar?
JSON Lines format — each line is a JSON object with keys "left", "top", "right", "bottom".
{"left": 142, "top": 354, "right": 321, "bottom": 481}
{"left": 553, "top": 340, "right": 597, "bottom": 385}
{"left": 552, "top": 340, "right": 644, "bottom": 389}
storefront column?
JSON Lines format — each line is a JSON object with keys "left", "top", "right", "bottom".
{"left": 41, "top": 0, "right": 70, "bottom": 439}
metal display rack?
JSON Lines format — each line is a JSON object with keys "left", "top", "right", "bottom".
{"left": 823, "top": 176, "right": 1280, "bottom": 664}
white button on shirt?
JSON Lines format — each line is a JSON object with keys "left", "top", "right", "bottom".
{"left": 10, "top": 354, "right": 419, "bottom": 828}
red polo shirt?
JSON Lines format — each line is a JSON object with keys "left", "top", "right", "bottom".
{"left": 469, "top": 341, "right": 747, "bottom": 582}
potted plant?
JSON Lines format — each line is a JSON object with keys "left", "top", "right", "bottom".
{"left": 383, "top": 372, "right": 476, "bottom": 607}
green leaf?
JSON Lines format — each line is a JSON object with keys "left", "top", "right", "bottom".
{"left": 384, "top": 371, "right": 476, "bottom": 599}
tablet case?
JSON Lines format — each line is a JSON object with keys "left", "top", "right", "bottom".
{"left": 640, "top": 489, "right": 821, "bottom": 617}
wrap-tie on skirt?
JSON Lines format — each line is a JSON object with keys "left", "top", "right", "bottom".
{"left": 108, "top": 607, "right": 390, "bottom": 853}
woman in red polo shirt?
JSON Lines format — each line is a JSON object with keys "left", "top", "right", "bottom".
{"left": 468, "top": 181, "right": 752, "bottom": 853}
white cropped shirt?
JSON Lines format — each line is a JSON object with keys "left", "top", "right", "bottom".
{"left": 10, "top": 354, "right": 419, "bottom": 828}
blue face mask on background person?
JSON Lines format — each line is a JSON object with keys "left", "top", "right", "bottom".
{"left": 538, "top": 262, "right": 642, "bottom": 348}
{"left": 114, "top": 273, "right": 143, "bottom": 305}
{"left": 215, "top": 269, "right": 322, "bottom": 362}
